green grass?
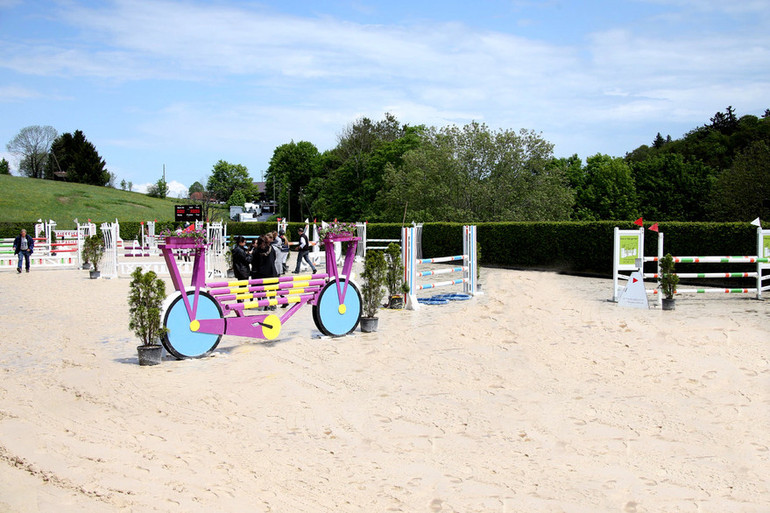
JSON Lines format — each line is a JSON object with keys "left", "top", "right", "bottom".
{"left": 0, "top": 174, "right": 227, "bottom": 225}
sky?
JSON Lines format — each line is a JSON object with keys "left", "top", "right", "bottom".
{"left": 1, "top": 0, "right": 768, "bottom": 197}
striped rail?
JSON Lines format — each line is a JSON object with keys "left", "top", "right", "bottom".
{"left": 613, "top": 226, "right": 770, "bottom": 304}
{"left": 647, "top": 287, "right": 756, "bottom": 295}
{"left": 644, "top": 256, "right": 768, "bottom": 264}
{"left": 207, "top": 273, "right": 329, "bottom": 312}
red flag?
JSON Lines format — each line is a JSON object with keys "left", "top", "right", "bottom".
{"left": 633, "top": 217, "right": 644, "bottom": 227}
{"left": 649, "top": 223, "right": 659, "bottom": 232}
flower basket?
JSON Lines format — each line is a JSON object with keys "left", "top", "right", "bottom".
{"left": 324, "top": 232, "right": 356, "bottom": 241}
{"left": 159, "top": 227, "right": 208, "bottom": 249}
{"left": 318, "top": 223, "right": 357, "bottom": 241}
{"left": 163, "top": 236, "right": 207, "bottom": 249}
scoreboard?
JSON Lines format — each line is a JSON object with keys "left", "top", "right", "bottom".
{"left": 175, "top": 204, "right": 202, "bottom": 222}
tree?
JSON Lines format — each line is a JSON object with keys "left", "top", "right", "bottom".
{"left": 378, "top": 122, "right": 572, "bottom": 222}
{"left": 0, "top": 158, "right": 10, "bottom": 175}
{"left": 6, "top": 125, "right": 58, "bottom": 179}
{"left": 120, "top": 179, "right": 127, "bottom": 190}
{"left": 708, "top": 140, "right": 770, "bottom": 220}
{"left": 188, "top": 181, "right": 205, "bottom": 195}
{"left": 264, "top": 141, "right": 320, "bottom": 221}
{"left": 630, "top": 154, "right": 716, "bottom": 220}
{"left": 227, "top": 189, "right": 246, "bottom": 208}
{"left": 46, "top": 130, "right": 109, "bottom": 185}
{"left": 573, "top": 154, "right": 638, "bottom": 220}
{"left": 320, "top": 114, "right": 416, "bottom": 220}
{"left": 206, "top": 160, "right": 253, "bottom": 203}
{"left": 709, "top": 106, "right": 738, "bottom": 135}
{"left": 147, "top": 177, "right": 169, "bottom": 199}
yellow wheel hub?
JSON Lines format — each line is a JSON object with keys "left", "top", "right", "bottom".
{"left": 261, "top": 314, "right": 281, "bottom": 340}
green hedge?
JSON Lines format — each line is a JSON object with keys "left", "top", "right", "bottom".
{"left": 2, "top": 220, "right": 760, "bottom": 278}
{"left": 416, "top": 221, "right": 759, "bottom": 277}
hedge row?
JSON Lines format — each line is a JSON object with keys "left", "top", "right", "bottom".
{"left": 2, "top": 220, "right": 760, "bottom": 277}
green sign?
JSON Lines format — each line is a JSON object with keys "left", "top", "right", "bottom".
{"left": 763, "top": 233, "right": 770, "bottom": 259}
{"left": 618, "top": 235, "right": 640, "bottom": 266}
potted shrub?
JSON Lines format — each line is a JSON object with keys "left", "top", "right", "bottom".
{"left": 128, "top": 267, "right": 168, "bottom": 366}
{"left": 82, "top": 234, "right": 104, "bottom": 279}
{"left": 658, "top": 253, "right": 679, "bottom": 310}
{"left": 383, "top": 242, "right": 405, "bottom": 308}
{"left": 360, "top": 250, "right": 387, "bottom": 332}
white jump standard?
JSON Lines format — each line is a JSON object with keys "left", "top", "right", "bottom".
{"left": 402, "top": 225, "right": 477, "bottom": 309}
{"left": 613, "top": 225, "right": 770, "bottom": 306}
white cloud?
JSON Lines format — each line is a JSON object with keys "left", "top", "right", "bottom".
{"left": 2, "top": 0, "right": 768, "bottom": 175}
{"left": 133, "top": 180, "right": 187, "bottom": 198}
{"left": 0, "top": 85, "right": 43, "bottom": 102}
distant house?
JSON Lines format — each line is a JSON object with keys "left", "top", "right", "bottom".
{"left": 253, "top": 181, "right": 266, "bottom": 201}
{"left": 190, "top": 191, "right": 217, "bottom": 203}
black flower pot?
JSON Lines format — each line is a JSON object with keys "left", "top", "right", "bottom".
{"left": 89, "top": 270, "right": 100, "bottom": 279}
{"left": 662, "top": 298, "right": 676, "bottom": 311}
{"left": 137, "top": 345, "right": 163, "bottom": 366}
{"left": 360, "top": 317, "right": 379, "bottom": 333}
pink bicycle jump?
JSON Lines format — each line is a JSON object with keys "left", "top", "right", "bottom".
{"left": 159, "top": 233, "right": 362, "bottom": 359}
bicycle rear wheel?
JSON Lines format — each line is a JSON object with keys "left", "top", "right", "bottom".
{"left": 312, "top": 278, "right": 362, "bottom": 337}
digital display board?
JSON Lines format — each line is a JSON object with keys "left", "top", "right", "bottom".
{"left": 175, "top": 204, "right": 202, "bottom": 222}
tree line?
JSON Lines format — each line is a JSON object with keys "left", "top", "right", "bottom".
{"left": 265, "top": 107, "right": 770, "bottom": 223}
{"left": 6, "top": 106, "right": 769, "bottom": 222}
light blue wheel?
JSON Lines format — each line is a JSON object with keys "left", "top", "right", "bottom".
{"left": 161, "top": 290, "right": 223, "bottom": 359}
{"left": 312, "top": 278, "right": 362, "bottom": 337}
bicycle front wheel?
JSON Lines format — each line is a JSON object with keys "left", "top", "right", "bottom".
{"left": 312, "top": 278, "right": 362, "bottom": 337}
{"left": 161, "top": 290, "right": 223, "bottom": 359}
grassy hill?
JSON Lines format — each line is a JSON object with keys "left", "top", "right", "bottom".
{"left": 0, "top": 175, "right": 227, "bottom": 226}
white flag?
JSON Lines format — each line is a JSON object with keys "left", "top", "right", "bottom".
{"left": 750, "top": 217, "right": 761, "bottom": 227}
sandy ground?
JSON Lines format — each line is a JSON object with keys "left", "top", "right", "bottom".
{"left": 0, "top": 264, "right": 768, "bottom": 513}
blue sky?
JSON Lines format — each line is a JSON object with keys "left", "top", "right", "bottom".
{"left": 1, "top": 0, "right": 768, "bottom": 197}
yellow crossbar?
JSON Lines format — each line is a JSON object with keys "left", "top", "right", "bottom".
{"left": 242, "top": 295, "right": 303, "bottom": 309}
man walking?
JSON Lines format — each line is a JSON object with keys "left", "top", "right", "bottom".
{"left": 293, "top": 227, "right": 317, "bottom": 274}
{"left": 13, "top": 228, "right": 34, "bottom": 273}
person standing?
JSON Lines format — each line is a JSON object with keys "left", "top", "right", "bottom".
{"left": 231, "top": 236, "right": 252, "bottom": 281}
{"left": 293, "top": 227, "right": 317, "bottom": 274}
{"left": 278, "top": 229, "right": 290, "bottom": 274}
{"left": 251, "top": 234, "right": 278, "bottom": 280}
{"left": 270, "top": 231, "right": 284, "bottom": 277}
{"left": 13, "top": 228, "right": 34, "bottom": 273}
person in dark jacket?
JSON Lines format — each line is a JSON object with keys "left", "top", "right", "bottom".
{"left": 231, "top": 236, "right": 252, "bottom": 280}
{"left": 13, "top": 229, "right": 34, "bottom": 273}
{"left": 251, "top": 234, "right": 278, "bottom": 280}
